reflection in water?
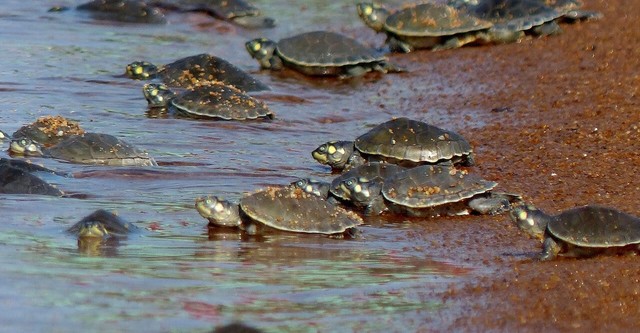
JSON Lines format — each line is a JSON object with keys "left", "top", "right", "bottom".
{"left": 76, "top": 237, "right": 122, "bottom": 257}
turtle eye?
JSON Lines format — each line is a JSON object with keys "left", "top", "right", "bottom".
{"left": 318, "top": 145, "right": 326, "bottom": 153}
{"left": 295, "top": 180, "right": 305, "bottom": 187}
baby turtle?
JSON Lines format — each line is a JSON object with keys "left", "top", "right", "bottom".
{"left": 449, "top": 0, "right": 602, "bottom": 43}
{"left": 67, "top": 209, "right": 139, "bottom": 239}
{"left": 195, "top": 186, "right": 363, "bottom": 237}
{"left": 292, "top": 162, "right": 406, "bottom": 205}
{"left": 312, "top": 117, "right": 474, "bottom": 172}
{"left": 9, "top": 115, "right": 85, "bottom": 147}
{"left": 357, "top": 2, "right": 493, "bottom": 52}
{"left": 143, "top": 83, "right": 274, "bottom": 121}
{"left": 0, "top": 159, "right": 63, "bottom": 196}
{"left": 341, "top": 164, "right": 518, "bottom": 216}
{"left": 10, "top": 133, "right": 157, "bottom": 167}
{"left": 126, "top": 53, "right": 269, "bottom": 91}
{"left": 511, "top": 204, "right": 640, "bottom": 261}
{"left": 149, "top": 0, "right": 275, "bottom": 28}
{"left": 50, "top": 0, "right": 167, "bottom": 24}
{"left": 245, "top": 31, "right": 403, "bottom": 78}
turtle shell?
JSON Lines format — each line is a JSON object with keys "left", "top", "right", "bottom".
{"left": 385, "top": 3, "right": 492, "bottom": 37}
{"left": 354, "top": 117, "right": 473, "bottom": 165}
{"left": 0, "top": 164, "right": 63, "bottom": 196}
{"left": 382, "top": 165, "right": 496, "bottom": 208}
{"left": 76, "top": 0, "right": 166, "bottom": 24}
{"left": 330, "top": 162, "right": 405, "bottom": 202}
{"left": 171, "top": 83, "right": 274, "bottom": 120}
{"left": 458, "top": 0, "right": 563, "bottom": 32}
{"left": 548, "top": 206, "right": 640, "bottom": 248}
{"left": 240, "top": 186, "right": 362, "bottom": 234}
{"left": 12, "top": 115, "right": 85, "bottom": 147}
{"left": 44, "top": 133, "right": 157, "bottom": 167}
{"left": 158, "top": 54, "right": 269, "bottom": 91}
{"left": 276, "top": 31, "right": 385, "bottom": 68}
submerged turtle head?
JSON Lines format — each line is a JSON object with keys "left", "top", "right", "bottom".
{"left": 356, "top": 3, "right": 390, "bottom": 32}
{"left": 245, "top": 38, "right": 278, "bottom": 69}
{"left": 67, "top": 209, "right": 137, "bottom": 239}
{"left": 142, "top": 83, "right": 176, "bottom": 108}
{"left": 9, "top": 138, "right": 43, "bottom": 156}
{"left": 126, "top": 61, "right": 158, "bottom": 80}
{"left": 509, "top": 203, "right": 550, "bottom": 241}
{"left": 74, "top": 220, "right": 111, "bottom": 238}
{"left": 195, "top": 196, "right": 242, "bottom": 228}
{"left": 311, "top": 141, "right": 355, "bottom": 170}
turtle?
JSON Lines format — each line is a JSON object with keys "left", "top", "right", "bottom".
{"left": 291, "top": 162, "right": 406, "bottom": 205}
{"left": 50, "top": 0, "right": 167, "bottom": 24}
{"left": 312, "top": 117, "right": 474, "bottom": 172}
{"left": 67, "top": 209, "right": 139, "bottom": 239}
{"left": 511, "top": 204, "right": 640, "bottom": 261}
{"left": 340, "top": 164, "right": 519, "bottom": 216}
{"left": 195, "top": 186, "right": 363, "bottom": 237}
{"left": 245, "top": 31, "right": 404, "bottom": 78}
{"left": 10, "top": 133, "right": 158, "bottom": 167}
{"left": 143, "top": 82, "right": 274, "bottom": 121}
{"left": 126, "top": 53, "right": 269, "bottom": 92}
{"left": 0, "top": 160, "right": 64, "bottom": 196}
{"left": 9, "top": 115, "right": 85, "bottom": 147}
{"left": 448, "top": 0, "right": 603, "bottom": 44}
{"left": 356, "top": 2, "right": 494, "bottom": 52}
{"left": 148, "top": 0, "right": 275, "bottom": 28}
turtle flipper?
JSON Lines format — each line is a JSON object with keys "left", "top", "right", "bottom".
{"left": 539, "top": 237, "right": 562, "bottom": 261}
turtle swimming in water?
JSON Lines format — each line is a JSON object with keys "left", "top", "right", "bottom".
{"left": 126, "top": 53, "right": 269, "bottom": 92}
{"left": 8, "top": 115, "right": 85, "bottom": 147}
{"left": 143, "top": 82, "right": 274, "bottom": 120}
{"left": 312, "top": 117, "right": 474, "bottom": 172}
{"left": 448, "top": 0, "right": 602, "bottom": 44}
{"left": 340, "top": 164, "right": 519, "bottom": 216}
{"left": 246, "top": 31, "right": 404, "bottom": 78}
{"left": 10, "top": 133, "right": 157, "bottom": 167}
{"left": 0, "top": 158, "right": 64, "bottom": 196}
{"left": 195, "top": 186, "right": 363, "bottom": 237}
{"left": 67, "top": 209, "right": 140, "bottom": 256}
{"left": 357, "top": 2, "right": 493, "bottom": 52}
{"left": 511, "top": 204, "right": 640, "bottom": 261}
{"left": 148, "top": 0, "right": 275, "bottom": 28}
{"left": 50, "top": 0, "right": 167, "bottom": 24}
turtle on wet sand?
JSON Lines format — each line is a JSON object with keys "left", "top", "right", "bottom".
{"left": 245, "top": 31, "right": 404, "bottom": 78}
{"left": 448, "top": 0, "right": 602, "bottom": 44}
{"left": 9, "top": 115, "right": 85, "bottom": 147}
{"left": 50, "top": 0, "right": 167, "bottom": 24}
{"left": 511, "top": 204, "right": 640, "bottom": 261}
{"left": 312, "top": 117, "right": 474, "bottom": 172}
{"left": 195, "top": 186, "right": 363, "bottom": 237}
{"left": 340, "top": 164, "right": 519, "bottom": 216}
{"left": 143, "top": 82, "right": 274, "bottom": 121}
{"left": 10, "top": 133, "right": 157, "bottom": 167}
{"left": 67, "top": 209, "right": 139, "bottom": 239}
{"left": 148, "top": 0, "right": 275, "bottom": 28}
{"left": 126, "top": 53, "right": 269, "bottom": 92}
{"left": 357, "top": 2, "right": 493, "bottom": 52}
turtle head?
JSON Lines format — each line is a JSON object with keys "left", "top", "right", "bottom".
{"left": 143, "top": 83, "right": 176, "bottom": 108}
{"left": 245, "top": 38, "right": 278, "bottom": 69}
{"left": 0, "top": 130, "right": 9, "bottom": 141}
{"left": 356, "top": 3, "right": 390, "bottom": 32}
{"left": 126, "top": 61, "right": 158, "bottom": 80}
{"left": 509, "top": 203, "right": 550, "bottom": 241}
{"left": 339, "top": 176, "right": 381, "bottom": 205}
{"left": 195, "top": 196, "right": 242, "bottom": 228}
{"left": 9, "top": 138, "right": 43, "bottom": 156}
{"left": 290, "top": 178, "right": 330, "bottom": 198}
{"left": 311, "top": 141, "right": 355, "bottom": 171}
{"left": 74, "top": 220, "right": 111, "bottom": 239}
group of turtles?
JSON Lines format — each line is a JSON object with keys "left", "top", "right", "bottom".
{"left": 10, "top": 0, "right": 639, "bottom": 262}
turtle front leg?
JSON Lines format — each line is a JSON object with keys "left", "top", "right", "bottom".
{"left": 539, "top": 237, "right": 562, "bottom": 261}
{"left": 532, "top": 21, "right": 562, "bottom": 37}
{"left": 386, "top": 36, "right": 413, "bottom": 53}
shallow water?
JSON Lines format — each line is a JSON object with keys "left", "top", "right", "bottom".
{"left": 0, "top": 1, "right": 486, "bottom": 331}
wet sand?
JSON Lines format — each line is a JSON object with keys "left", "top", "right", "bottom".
{"left": 391, "top": 0, "right": 640, "bottom": 330}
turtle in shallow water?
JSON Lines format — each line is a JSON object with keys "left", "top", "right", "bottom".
{"left": 10, "top": 133, "right": 157, "bottom": 167}
{"left": 195, "top": 186, "right": 363, "bottom": 237}
{"left": 68, "top": 209, "right": 139, "bottom": 239}
{"left": 143, "top": 82, "right": 274, "bottom": 121}
{"left": 8, "top": 115, "right": 85, "bottom": 147}
{"left": 511, "top": 204, "right": 640, "bottom": 261}
{"left": 448, "top": 0, "right": 602, "bottom": 44}
{"left": 245, "top": 31, "right": 404, "bottom": 78}
{"left": 148, "top": 0, "right": 275, "bottom": 28}
{"left": 312, "top": 117, "right": 474, "bottom": 172}
{"left": 0, "top": 159, "right": 64, "bottom": 196}
{"left": 126, "top": 53, "right": 269, "bottom": 92}
{"left": 340, "top": 164, "right": 519, "bottom": 216}
{"left": 50, "top": 0, "right": 167, "bottom": 24}
{"left": 357, "top": 2, "right": 493, "bottom": 52}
